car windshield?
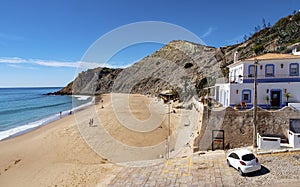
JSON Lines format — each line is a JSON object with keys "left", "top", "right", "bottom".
{"left": 241, "top": 154, "right": 255, "bottom": 161}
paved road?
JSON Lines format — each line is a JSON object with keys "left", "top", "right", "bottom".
{"left": 107, "top": 151, "right": 235, "bottom": 187}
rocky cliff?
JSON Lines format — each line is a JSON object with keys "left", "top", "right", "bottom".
{"left": 54, "top": 67, "right": 122, "bottom": 95}
{"left": 55, "top": 41, "right": 222, "bottom": 97}
{"left": 55, "top": 12, "right": 300, "bottom": 96}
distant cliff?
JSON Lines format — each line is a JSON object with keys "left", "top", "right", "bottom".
{"left": 55, "top": 12, "right": 300, "bottom": 96}
{"left": 54, "top": 67, "right": 122, "bottom": 95}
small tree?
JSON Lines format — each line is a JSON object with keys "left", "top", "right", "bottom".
{"left": 284, "top": 93, "right": 292, "bottom": 103}
{"left": 262, "top": 18, "right": 267, "bottom": 29}
{"left": 265, "top": 95, "right": 270, "bottom": 105}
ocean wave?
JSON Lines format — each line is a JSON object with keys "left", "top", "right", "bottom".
{"left": 72, "top": 95, "right": 91, "bottom": 101}
{"left": 0, "top": 99, "right": 94, "bottom": 141}
{"left": 0, "top": 113, "right": 60, "bottom": 140}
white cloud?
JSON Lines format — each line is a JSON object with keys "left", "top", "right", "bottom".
{"left": 0, "top": 57, "right": 27, "bottom": 64}
{"left": 30, "top": 59, "right": 81, "bottom": 68}
{"left": 201, "top": 26, "right": 216, "bottom": 38}
{"left": 0, "top": 57, "right": 116, "bottom": 69}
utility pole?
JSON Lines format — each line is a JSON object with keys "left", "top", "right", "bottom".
{"left": 165, "top": 93, "right": 172, "bottom": 160}
{"left": 168, "top": 95, "right": 171, "bottom": 159}
{"left": 253, "top": 58, "right": 258, "bottom": 148}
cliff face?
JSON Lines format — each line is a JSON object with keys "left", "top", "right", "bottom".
{"left": 56, "top": 41, "right": 221, "bottom": 96}
{"left": 111, "top": 41, "right": 222, "bottom": 96}
{"left": 55, "top": 67, "right": 122, "bottom": 95}
{"left": 56, "top": 12, "right": 300, "bottom": 96}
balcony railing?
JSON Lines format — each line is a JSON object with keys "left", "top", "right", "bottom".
{"left": 228, "top": 74, "right": 300, "bottom": 84}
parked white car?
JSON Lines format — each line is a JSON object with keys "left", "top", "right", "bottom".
{"left": 226, "top": 149, "right": 261, "bottom": 176}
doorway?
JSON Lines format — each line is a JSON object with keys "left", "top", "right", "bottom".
{"left": 271, "top": 90, "right": 281, "bottom": 108}
{"left": 290, "top": 119, "right": 300, "bottom": 133}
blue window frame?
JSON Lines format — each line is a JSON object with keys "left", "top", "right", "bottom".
{"left": 242, "top": 89, "right": 251, "bottom": 103}
{"left": 248, "top": 65, "right": 256, "bottom": 77}
{"left": 265, "top": 64, "right": 275, "bottom": 77}
{"left": 290, "top": 63, "right": 299, "bottom": 76}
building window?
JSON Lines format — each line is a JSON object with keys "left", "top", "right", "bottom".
{"left": 248, "top": 65, "right": 255, "bottom": 77}
{"left": 265, "top": 64, "right": 274, "bottom": 77}
{"left": 290, "top": 63, "right": 299, "bottom": 76}
{"left": 281, "top": 64, "right": 284, "bottom": 68}
{"left": 242, "top": 90, "right": 251, "bottom": 103}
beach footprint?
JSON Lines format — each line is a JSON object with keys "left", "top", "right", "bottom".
{"left": 2, "top": 158, "right": 22, "bottom": 173}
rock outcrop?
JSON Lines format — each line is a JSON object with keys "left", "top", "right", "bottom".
{"left": 54, "top": 67, "right": 122, "bottom": 95}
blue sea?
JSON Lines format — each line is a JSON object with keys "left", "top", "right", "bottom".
{"left": 0, "top": 87, "right": 92, "bottom": 140}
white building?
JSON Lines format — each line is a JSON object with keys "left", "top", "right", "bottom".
{"left": 215, "top": 53, "right": 300, "bottom": 109}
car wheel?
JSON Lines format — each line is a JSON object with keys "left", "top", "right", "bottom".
{"left": 227, "top": 159, "right": 231, "bottom": 167}
{"left": 238, "top": 168, "right": 244, "bottom": 176}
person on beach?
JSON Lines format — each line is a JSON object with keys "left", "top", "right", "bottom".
{"left": 89, "top": 118, "right": 94, "bottom": 127}
{"left": 60, "top": 111, "right": 62, "bottom": 119}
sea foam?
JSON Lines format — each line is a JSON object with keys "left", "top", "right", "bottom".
{"left": 0, "top": 97, "right": 94, "bottom": 141}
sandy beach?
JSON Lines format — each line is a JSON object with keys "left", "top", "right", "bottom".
{"left": 0, "top": 105, "right": 116, "bottom": 186}
{"left": 0, "top": 93, "right": 195, "bottom": 186}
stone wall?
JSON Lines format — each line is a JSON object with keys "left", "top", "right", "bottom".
{"left": 193, "top": 106, "right": 300, "bottom": 151}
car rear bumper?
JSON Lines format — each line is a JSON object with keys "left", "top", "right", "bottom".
{"left": 241, "top": 164, "right": 261, "bottom": 173}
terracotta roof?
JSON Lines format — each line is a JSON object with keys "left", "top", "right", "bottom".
{"left": 245, "top": 53, "right": 300, "bottom": 61}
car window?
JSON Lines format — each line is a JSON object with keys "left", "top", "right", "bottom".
{"left": 229, "top": 153, "right": 239, "bottom": 159}
{"left": 233, "top": 153, "right": 239, "bottom": 159}
{"left": 242, "top": 154, "right": 255, "bottom": 161}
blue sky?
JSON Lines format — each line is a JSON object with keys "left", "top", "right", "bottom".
{"left": 0, "top": 0, "right": 300, "bottom": 87}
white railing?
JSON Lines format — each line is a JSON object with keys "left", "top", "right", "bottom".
{"left": 230, "top": 74, "right": 300, "bottom": 80}
{"left": 288, "top": 130, "right": 300, "bottom": 148}
{"left": 257, "top": 133, "right": 281, "bottom": 150}
{"left": 288, "top": 103, "right": 300, "bottom": 111}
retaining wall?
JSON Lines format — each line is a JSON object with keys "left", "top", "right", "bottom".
{"left": 194, "top": 106, "right": 300, "bottom": 151}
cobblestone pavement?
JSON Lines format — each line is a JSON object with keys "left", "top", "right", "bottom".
{"left": 233, "top": 151, "right": 300, "bottom": 187}
{"left": 106, "top": 150, "right": 300, "bottom": 187}
{"left": 107, "top": 151, "right": 236, "bottom": 187}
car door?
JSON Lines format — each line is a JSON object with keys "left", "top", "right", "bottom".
{"left": 228, "top": 153, "right": 240, "bottom": 169}
{"left": 229, "top": 153, "right": 240, "bottom": 169}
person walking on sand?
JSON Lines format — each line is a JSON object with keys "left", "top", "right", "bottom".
{"left": 89, "top": 118, "right": 94, "bottom": 127}
{"left": 60, "top": 111, "right": 62, "bottom": 119}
